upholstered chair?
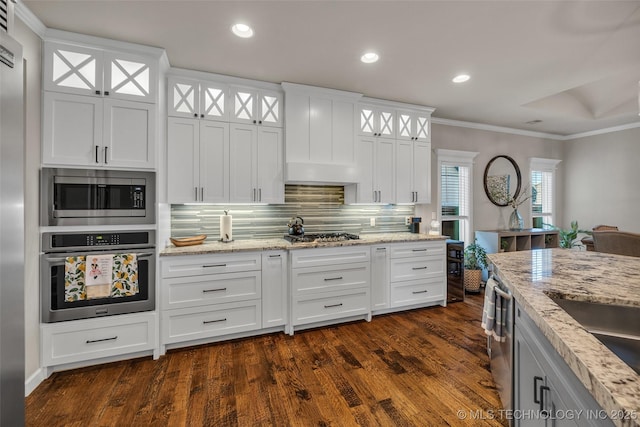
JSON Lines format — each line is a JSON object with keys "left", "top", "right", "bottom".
{"left": 592, "top": 230, "right": 640, "bottom": 257}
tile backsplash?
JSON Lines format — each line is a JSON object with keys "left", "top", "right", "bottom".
{"left": 170, "top": 185, "right": 415, "bottom": 241}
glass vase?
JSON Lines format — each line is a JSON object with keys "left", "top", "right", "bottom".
{"left": 509, "top": 208, "right": 524, "bottom": 231}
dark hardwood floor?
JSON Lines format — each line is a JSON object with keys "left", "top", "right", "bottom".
{"left": 26, "top": 293, "right": 508, "bottom": 426}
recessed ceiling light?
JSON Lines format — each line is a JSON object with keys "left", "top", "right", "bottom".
{"left": 361, "top": 52, "right": 379, "bottom": 64}
{"left": 452, "top": 74, "right": 470, "bottom": 83}
{"left": 232, "top": 23, "right": 254, "bottom": 38}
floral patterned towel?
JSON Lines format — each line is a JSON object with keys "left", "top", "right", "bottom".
{"left": 64, "top": 254, "right": 139, "bottom": 301}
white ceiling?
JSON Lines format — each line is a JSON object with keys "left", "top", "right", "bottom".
{"left": 22, "top": 0, "right": 640, "bottom": 136}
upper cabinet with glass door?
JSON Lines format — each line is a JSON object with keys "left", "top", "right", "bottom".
{"left": 44, "top": 42, "right": 157, "bottom": 103}
{"left": 230, "top": 86, "right": 283, "bottom": 127}
{"left": 358, "top": 104, "right": 396, "bottom": 138}
{"left": 167, "top": 76, "right": 229, "bottom": 121}
{"left": 397, "top": 109, "right": 432, "bottom": 142}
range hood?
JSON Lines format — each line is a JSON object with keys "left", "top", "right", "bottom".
{"left": 285, "top": 161, "right": 358, "bottom": 185}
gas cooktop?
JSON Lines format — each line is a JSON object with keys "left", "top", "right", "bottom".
{"left": 284, "top": 232, "right": 360, "bottom": 243}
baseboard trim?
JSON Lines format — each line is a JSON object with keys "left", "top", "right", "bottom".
{"left": 25, "top": 367, "right": 47, "bottom": 397}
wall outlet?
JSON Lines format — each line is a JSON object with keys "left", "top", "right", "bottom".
{"left": 370, "top": 217, "right": 376, "bottom": 227}
{"left": 405, "top": 216, "right": 411, "bottom": 226}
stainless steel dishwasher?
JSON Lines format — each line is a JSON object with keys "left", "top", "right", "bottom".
{"left": 487, "top": 276, "right": 514, "bottom": 417}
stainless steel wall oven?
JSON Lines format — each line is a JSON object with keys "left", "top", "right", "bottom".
{"left": 41, "top": 167, "right": 155, "bottom": 226}
{"left": 41, "top": 230, "right": 155, "bottom": 323}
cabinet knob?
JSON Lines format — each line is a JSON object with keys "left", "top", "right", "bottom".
{"left": 253, "top": 120, "right": 257, "bottom": 124}
{"left": 258, "top": 120, "right": 262, "bottom": 124}
{"left": 104, "top": 91, "right": 109, "bottom": 96}
{"left": 95, "top": 90, "right": 101, "bottom": 95}
{"left": 200, "top": 114, "right": 204, "bottom": 118}
{"left": 194, "top": 113, "right": 198, "bottom": 118}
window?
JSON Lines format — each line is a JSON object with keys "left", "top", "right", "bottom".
{"left": 530, "top": 158, "right": 561, "bottom": 228}
{"left": 437, "top": 150, "right": 478, "bottom": 245}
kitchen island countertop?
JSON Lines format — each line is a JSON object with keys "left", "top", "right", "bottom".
{"left": 488, "top": 249, "right": 640, "bottom": 427}
{"left": 160, "top": 233, "right": 447, "bottom": 256}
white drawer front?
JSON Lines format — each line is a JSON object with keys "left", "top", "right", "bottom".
{"left": 161, "top": 252, "right": 261, "bottom": 278}
{"left": 41, "top": 313, "right": 156, "bottom": 366}
{"left": 390, "top": 256, "right": 444, "bottom": 282}
{"left": 291, "top": 246, "right": 370, "bottom": 269}
{"left": 292, "top": 289, "right": 370, "bottom": 326}
{"left": 162, "top": 271, "right": 261, "bottom": 310}
{"left": 390, "top": 278, "right": 445, "bottom": 308}
{"left": 291, "top": 262, "right": 369, "bottom": 295}
{"left": 162, "top": 300, "right": 261, "bottom": 344}
{"left": 390, "top": 241, "right": 445, "bottom": 259}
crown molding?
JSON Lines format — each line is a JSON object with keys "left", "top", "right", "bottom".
{"left": 560, "top": 121, "right": 640, "bottom": 141}
{"left": 15, "top": 0, "right": 46, "bottom": 38}
{"left": 431, "top": 117, "right": 564, "bottom": 140}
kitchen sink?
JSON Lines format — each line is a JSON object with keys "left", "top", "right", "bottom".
{"left": 550, "top": 297, "right": 640, "bottom": 374}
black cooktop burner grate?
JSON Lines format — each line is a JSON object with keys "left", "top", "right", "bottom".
{"left": 284, "top": 232, "right": 360, "bottom": 243}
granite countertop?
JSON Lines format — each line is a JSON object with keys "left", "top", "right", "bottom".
{"left": 160, "top": 233, "right": 447, "bottom": 256}
{"left": 488, "top": 249, "right": 640, "bottom": 427}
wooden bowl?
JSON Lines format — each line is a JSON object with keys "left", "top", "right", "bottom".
{"left": 170, "top": 234, "right": 207, "bottom": 247}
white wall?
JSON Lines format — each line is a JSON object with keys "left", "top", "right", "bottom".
{"left": 14, "top": 17, "right": 42, "bottom": 386}
{"left": 563, "top": 127, "right": 640, "bottom": 233}
{"left": 416, "top": 123, "right": 564, "bottom": 238}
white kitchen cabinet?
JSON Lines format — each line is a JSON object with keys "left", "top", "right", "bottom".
{"left": 229, "top": 124, "right": 284, "bottom": 203}
{"left": 289, "top": 246, "right": 371, "bottom": 334}
{"left": 358, "top": 104, "right": 396, "bottom": 138}
{"left": 281, "top": 82, "right": 362, "bottom": 183}
{"left": 167, "top": 117, "right": 228, "bottom": 203}
{"left": 397, "top": 109, "right": 431, "bottom": 142}
{"left": 229, "top": 86, "right": 282, "bottom": 127}
{"left": 44, "top": 41, "right": 157, "bottom": 103}
{"left": 42, "top": 91, "right": 155, "bottom": 169}
{"left": 41, "top": 312, "right": 157, "bottom": 368}
{"left": 513, "top": 302, "right": 614, "bottom": 427}
{"left": 386, "top": 241, "right": 446, "bottom": 311}
{"left": 347, "top": 136, "right": 395, "bottom": 203}
{"left": 371, "top": 245, "right": 390, "bottom": 312}
{"left": 262, "top": 251, "right": 288, "bottom": 328}
{"left": 395, "top": 140, "right": 432, "bottom": 204}
{"left": 167, "top": 76, "right": 229, "bottom": 121}
{"left": 160, "top": 252, "right": 263, "bottom": 353}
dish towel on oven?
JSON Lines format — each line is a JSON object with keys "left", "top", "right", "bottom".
{"left": 481, "top": 276, "right": 507, "bottom": 342}
{"left": 85, "top": 254, "right": 114, "bottom": 299}
{"left": 64, "top": 254, "right": 139, "bottom": 301}
{"left": 111, "top": 253, "right": 139, "bottom": 297}
{"left": 64, "top": 256, "right": 87, "bottom": 302}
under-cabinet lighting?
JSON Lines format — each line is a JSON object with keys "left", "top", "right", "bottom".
{"left": 232, "top": 23, "right": 254, "bottom": 38}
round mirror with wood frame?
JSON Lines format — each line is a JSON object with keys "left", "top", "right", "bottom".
{"left": 483, "top": 155, "right": 521, "bottom": 206}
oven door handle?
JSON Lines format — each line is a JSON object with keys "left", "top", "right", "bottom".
{"left": 494, "top": 286, "right": 512, "bottom": 300}
{"left": 44, "top": 252, "right": 155, "bottom": 262}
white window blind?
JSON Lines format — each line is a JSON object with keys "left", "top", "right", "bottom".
{"left": 530, "top": 158, "right": 561, "bottom": 227}
{"left": 441, "top": 165, "right": 470, "bottom": 217}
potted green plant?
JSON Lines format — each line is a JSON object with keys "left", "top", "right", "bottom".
{"left": 464, "top": 241, "right": 488, "bottom": 292}
{"left": 500, "top": 239, "right": 510, "bottom": 252}
{"left": 546, "top": 220, "right": 591, "bottom": 249}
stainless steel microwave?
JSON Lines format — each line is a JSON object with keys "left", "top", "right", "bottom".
{"left": 41, "top": 168, "right": 155, "bottom": 226}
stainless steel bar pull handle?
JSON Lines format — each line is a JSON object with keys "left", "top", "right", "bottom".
{"left": 203, "top": 288, "right": 227, "bottom": 293}
{"left": 95, "top": 145, "right": 100, "bottom": 163}
{"left": 412, "top": 290, "right": 428, "bottom": 294}
{"left": 86, "top": 336, "right": 117, "bottom": 344}
{"left": 412, "top": 266, "right": 427, "bottom": 270}
{"left": 203, "top": 318, "right": 227, "bottom": 324}
{"left": 324, "top": 303, "right": 343, "bottom": 308}
{"left": 203, "top": 263, "right": 226, "bottom": 268}
{"left": 258, "top": 188, "right": 262, "bottom": 202}
{"left": 104, "top": 146, "right": 108, "bottom": 164}
{"left": 195, "top": 187, "right": 198, "bottom": 201}
{"left": 324, "top": 277, "right": 343, "bottom": 281}
{"left": 200, "top": 187, "right": 204, "bottom": 201}
{"left": 533, "top": 376, "right": 543, "bottom": 404}
{"left": 412, "top": 249, "right": 427, "bottom": 252}
{"left": 269, "top": 254, "right": 281, "bottom": 258}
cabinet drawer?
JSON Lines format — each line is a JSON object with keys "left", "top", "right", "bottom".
{"left": 291, "top": 262, "right": 369, "bottom": 295}
{"left": 161, "top": 252, "right": 261, "bottom": 278}
{"left": 292, "top": 289, "right": 370, "bottom": 326}
{"left": 162, "top": 300, "right": 261, "bottom": 344}
{"left": 162, "top": 271, "right": 261, "bottom": 310}
{"left": 41, "top": 312, "right": 156, "bottom": 366}
{"left": 290, "top": 246, "right": 370, "bottom": 269}
{"left": 390, "top": 256, "right": 444, "bottom": 282}
{"left": 390, "top": 242, "right": 445, "bottom": 259}
{"left": 390, "top": 278, "right": 445, "bottom": 308}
